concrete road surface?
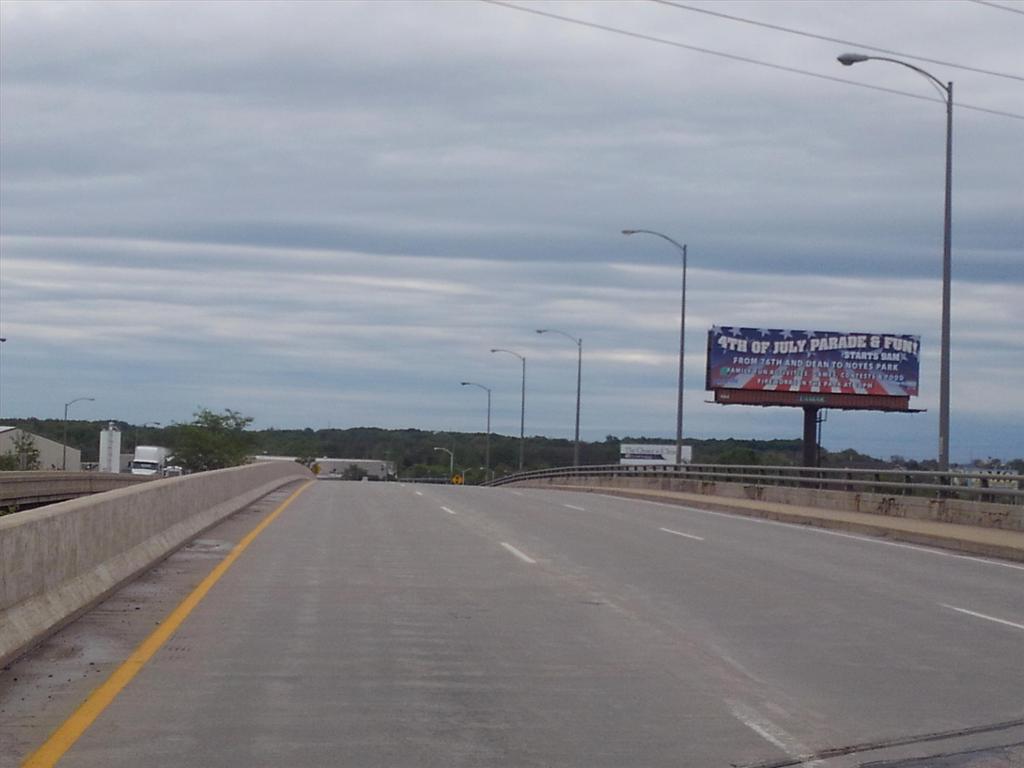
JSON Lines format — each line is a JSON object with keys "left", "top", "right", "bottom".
{"left": 9, "top": 482, "right": 1024, "bottom": 767}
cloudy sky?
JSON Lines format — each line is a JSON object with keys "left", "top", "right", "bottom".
{"left": 1, "top": 0, "right": 1021, "bottom": 462}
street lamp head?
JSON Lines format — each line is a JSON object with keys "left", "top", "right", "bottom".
{"left": 621, "top": 229, "right": 638, "bottom": 235}
{"left": 535, "top": 329, "right": 547, "bottom": 334}
{"left": 837, "top": 52, "right": 871, "bottom": 66}
{"left": 460, "top": 381, "right": 471, "bottom": 386}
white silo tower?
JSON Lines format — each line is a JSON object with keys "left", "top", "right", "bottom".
{"left": 98, "top": 422, "right": 122, "bottom": 473}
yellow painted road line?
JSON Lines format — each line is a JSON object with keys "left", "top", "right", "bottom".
{"left": 22, "top": 480, "right": 315, "bottom": 768}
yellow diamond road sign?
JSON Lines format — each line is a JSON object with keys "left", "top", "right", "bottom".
{"left": 451, "top": 473, "right": 464, "bottom": 485}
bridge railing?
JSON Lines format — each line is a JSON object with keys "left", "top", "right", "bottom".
{"left": 0, "top": 471, "right": 150, "bottom": 513}
{"left": 484, "top": 463, "right": 1024, "bottom": 505}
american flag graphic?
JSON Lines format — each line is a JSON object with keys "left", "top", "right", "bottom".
{"left": 707, "top": 327, "right": 920, "bottom": 398}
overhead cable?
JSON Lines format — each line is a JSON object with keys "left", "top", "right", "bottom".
{"left": 651, "top": 0, "right": 1023, "bottom": 83}
{"left": 481, "top": 1, "right": 1024, "bottom": 121}
{"left": 965, "top": 0, "right": 1024, "bottom": 16}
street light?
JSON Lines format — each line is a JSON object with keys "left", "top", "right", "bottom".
{"left": 491, "top": 348, "right": 526, "bottom": 471}
{"left": 460, "top": 382, "right": 492, "bottom": 481}
{"left": 0, "top": 337, "right": 6, "bottom": 424}
{"left": 536, "top": 328, "right": 582, "bottom": 467}
{"left": 838, "top": 52, "right": 954, "bottom": 471}
{"left": 433, "top": 446, "right": 454, "bottom": 480}
{"left": 62, "top": 396, "right": 95, "bottom": 470}
{"left": 622, "top": 229, "right": 688, "bottom": 466}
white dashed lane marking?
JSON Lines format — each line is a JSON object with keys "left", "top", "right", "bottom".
{"left": 659, "top": 527, "right": 705, "bottom": 541}
{"left": 940, "top": 604, "right": 1024, "bottom": 631}
{"left": 500, "top": 542, "right": 537, "bottom": 564}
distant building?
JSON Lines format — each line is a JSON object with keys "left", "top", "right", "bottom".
{"left": 252, "top": 454, "right": 396, "bottom": 480}
{"left": 0, "top": 426, "right": 82, "bottom": 471}
{"left": 619, "top": 443, "right": 692, "bottom": 465}
{"left": 314, "top": 458, "right": 395, "bottom": 480}
{"left": 951, "top": 468, "right": 1020, "bottom": 490}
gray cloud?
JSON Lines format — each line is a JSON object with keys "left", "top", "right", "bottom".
{"left": 1, "top": 0, "right": 1021, "bottom": 460}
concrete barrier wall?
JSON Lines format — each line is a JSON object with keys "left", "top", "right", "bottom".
{"left": 0, "top": 471, "right": 149, "bottom": 508}
{"left": 521, "top": 475, "right": 1024, "bottom": 531}
{"left": 0, "top": 461, "right": 312, "bottom": 666}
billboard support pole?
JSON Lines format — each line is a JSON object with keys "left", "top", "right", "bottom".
{"left": 802, "top": 406, "right": 819, "bottom": 468}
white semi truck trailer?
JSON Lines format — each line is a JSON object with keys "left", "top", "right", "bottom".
{"left": 130, "top": 445, "right": 173, "bottom": 476}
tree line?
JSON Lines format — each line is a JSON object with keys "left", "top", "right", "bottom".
{"left": 10, "top": 408, "right": 1017, "bottom": 478}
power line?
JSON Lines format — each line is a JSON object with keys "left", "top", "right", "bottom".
{"left": 965, "top": 0, "right": 1024, "bottom": 16}
{"left": 482, "top": 1, "right": 1024, "bottom": 121}
{"left": 651, "top": 0, "right": 1023, "bottom": 83}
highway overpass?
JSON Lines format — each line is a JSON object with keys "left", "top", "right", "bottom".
{"left": 1, "top": 471, "right": 1022, "bottom": 767}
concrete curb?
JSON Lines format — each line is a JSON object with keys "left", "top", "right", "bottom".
{"left": 553, "top": 485, "right": 1024, "bottom": 564}
{"left": 1, "top": 463, "right": 313, "bottom": 668}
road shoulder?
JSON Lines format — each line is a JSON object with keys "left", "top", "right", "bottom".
{"left": 0, "top": 482, "right": 307, "bottom": 766}
{"left": 546, "top": 484, "right": 1024, "bottom": 563}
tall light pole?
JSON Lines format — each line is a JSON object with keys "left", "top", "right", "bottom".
{"left": 460, "top": 382, "right": 492, "bottom": 481}
{"left": 621, "top": 229, "right": 688, "bottom": 466}
{"left": 62, "top": 396, "right": 95, "bottom": 470}
{"left": 838, "top": 52, "right": 953, "bottom": 471}
{"left": 491, "top": 348, "right": 526, "bottom": 471}
{"left": 0, "top": 337, "right": 6, "bottom": 424}
{"left": 433, "top": 446, "right": 454, "bottom": 480}
{"left": 536, "top": 328, "right": 582, "bottom": 466}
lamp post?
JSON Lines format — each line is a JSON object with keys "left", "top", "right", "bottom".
{"left": 621, "top": 229, "right": 688, "bottom": 466}
{"left": 838, "top": 52, "right": 953, "bottom": 471}
{"left": 536, "top": 329, "right": 582, "bottom": 466}
{"left": 433, "top": 446, "right": 454, "bottom": 480}
{"left": 62, "top": 396, "right": 95, "bottom": 470}
{"left": 460, "top": 382, "right": 492, "bottom": 481}
{"left": 491, "top": 348, "right": 526, "bottom": 471}
{"left": 0, "top": 337, "right": 6, "bottom": 423}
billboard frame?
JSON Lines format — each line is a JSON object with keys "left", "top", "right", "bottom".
{"left": 705, "top": 326, "right": 924, "bottom": 466}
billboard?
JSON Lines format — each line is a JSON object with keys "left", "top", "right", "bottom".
{"left": 706, "top": 327, "right": 920, "bottom": 398}
{"left": 619, "top": 443, "right": 693, "bottom": 465}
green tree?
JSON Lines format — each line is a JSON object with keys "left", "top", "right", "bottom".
{"left": 716, "top": 446, "right": 760, "bottom": 465}
{"left": 166, "top": 408, "right": 254, "bottom": 472}
{"left": 1, "top": 431, "right": 41, "bottom": 471}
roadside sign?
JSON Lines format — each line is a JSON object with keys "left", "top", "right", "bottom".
{"left": 451, "top": 473, "right": 464, "bottom": 485}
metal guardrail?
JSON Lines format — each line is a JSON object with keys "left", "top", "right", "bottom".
{"left": 484, "top": 463, "right": 1024, "bottom": 505}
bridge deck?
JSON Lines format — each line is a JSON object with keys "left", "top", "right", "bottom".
{"left": 4, "top": 482, "right": 1022, "bottom": 767}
